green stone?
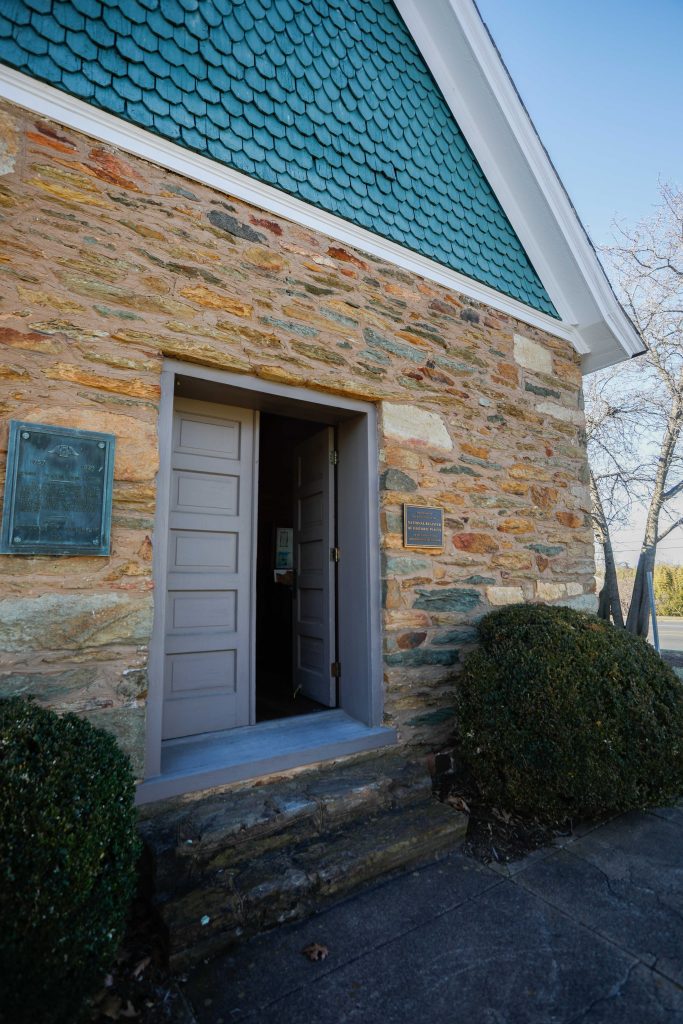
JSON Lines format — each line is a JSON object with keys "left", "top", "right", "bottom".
{"left": 385, "top": 511, "right": 403, "bottom": 533}
{"left": 360, "top": 348, "right": 390, "bottom": 364}
{"left": 363, "top": 327, "right": 424, "bottom": 364}
{"left": 406, "top": 707, "right": 457, "bottom": 727}
{"left": 207, "top": 209, "right": 265, "bottom": 243}
{"left": 383, "top": 555, "right": 431, "bottom": 576}
{"left": 94, "top": 305, "right": 144, "bottom": 321}
{"left": 525, "top": 381, "right": 561, "bottom": 399}
{"left": 137, "top": 247, "right": 224, "bottom": 287}
{"left": 527, "top": 543, "right": 565, "bottom": 556}
{"left": 260, "top": 316, "right": 319, "bottom": 338}
{"left": 432, "top": 627, "right": 478, "bottom": 645}
{"left": 414, "top": 588, "right": 482, "bottom": 613}
{"left": 302, "top": 283, "right": 335, "bottom": 296}
{"left": 322, "top": 307, "right": 359, "bottom": 328}
{"left": 384, "top": 648, "right": 459, "bottom": 667}
{"left": 439, "top": 464, "right": 479, "bottom": 477}
{"left": 380, "top": 468, "right": 418, "bottom": 492}
{"left": 0, "top": 667, "right": 94, "bottom": 703}
{"left": 460, "top": 454, "right": 502, "bottom": 470}
{"left": 290, "top": 340, "right": 346, "bottom": 365}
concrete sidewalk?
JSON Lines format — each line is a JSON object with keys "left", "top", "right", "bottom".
{"left": 184, "top": 805, "right": 683, "bottom": 1023}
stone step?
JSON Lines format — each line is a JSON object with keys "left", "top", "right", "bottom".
{"left": 161, "top": 798, "right": 467, "bottom": 967}
{"left": 139, "top": 750, "right": 433, "bottom": 898}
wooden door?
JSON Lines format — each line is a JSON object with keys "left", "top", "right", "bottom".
{"left": 162, "top": 398, "right": 255, "bottom": 740}
{"left": 292, "top": 427, "right": 336, "bottom": 707}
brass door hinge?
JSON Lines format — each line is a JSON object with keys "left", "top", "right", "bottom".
{"left": 331, "top": 546, "right": 341, "bottom": 563}
{"left": 331, "top": 661, "right": 341, "bottom": 678}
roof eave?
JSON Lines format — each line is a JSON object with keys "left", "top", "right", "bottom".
{"left": 394, "top": 0, "right": 644, "bottom": 373}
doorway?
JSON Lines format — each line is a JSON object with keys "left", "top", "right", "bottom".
{"left": 255, "top": 412, "right": 337, "bottom": 722}
{"left": 141, "top": 362, "right": 390, "bottom": 802}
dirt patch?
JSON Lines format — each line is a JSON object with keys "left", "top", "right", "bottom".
{"left": 429, "top": 750, "right": 573, "bottom": 865}
{"left": 90, "top": 853, "right": 192, "bottom": 1024}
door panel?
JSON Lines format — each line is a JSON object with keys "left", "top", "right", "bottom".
{"left": 162, "top": 399, "right": 254, "bottom": 741}
{"left": 292, "top": 427, "right": 336, "bottom": 707}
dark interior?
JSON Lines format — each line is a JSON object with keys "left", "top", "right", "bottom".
{"left": 255, "top": 412, "right": 330, "bottom": 722}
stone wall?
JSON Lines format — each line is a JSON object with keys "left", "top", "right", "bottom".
{"left": 0, "top": 100, "right": 595, "bottom": 773}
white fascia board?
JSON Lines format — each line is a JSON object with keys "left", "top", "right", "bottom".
{"left": 394, "top": 0, "right": 645, "bottom": 371}
{"left": 0, "top": 63, "right": 583, "bottom": 353}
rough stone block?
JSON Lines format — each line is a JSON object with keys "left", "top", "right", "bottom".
{"left": 0, "top": 592, "right": 153, "bottom": 652}
{"left": 382, "top": 402, "right": 452, "bottom": 451}
{"left": 513, "top": 333, "right": 553, "bottom": 375}
{"left": 486, "top": 586, "right": 525, "bottom": 606}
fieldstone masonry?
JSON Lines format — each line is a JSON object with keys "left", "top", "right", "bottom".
{"left": 0, "top": 101, "right": 596, "bottom": 775}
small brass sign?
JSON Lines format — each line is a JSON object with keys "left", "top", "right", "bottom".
{"left": 0, "top": 421, "right": 116, "bottom": 556}
{"left": 403, "top": 504, "right": 444, "bottom": 549}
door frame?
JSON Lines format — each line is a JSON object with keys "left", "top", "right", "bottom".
{"left": 143, "top": 359, "right": 384, "bottom": 782}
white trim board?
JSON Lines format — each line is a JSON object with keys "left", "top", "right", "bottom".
{"left": 0, "top": 36, "right": 641, "bottom": 373}
{"left": 394, "top": 0, "right": 645, "bottom": 372}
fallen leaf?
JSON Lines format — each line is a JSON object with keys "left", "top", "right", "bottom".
{"left": 302, "top": 943, "right": 329, "bottom": 961}
{"left": 446, "top": 794, "right": 470, "bottom": 814}
{"left": 131, "top": 957, "right": 151, "bottom": 979}
{"left": 120, "top": 1001, "right": 138, "bottom": 1018}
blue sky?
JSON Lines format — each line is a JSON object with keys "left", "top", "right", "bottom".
{"left": 476, "top": 1, "right": 683, "bottom": 568}
{"left": 476, "top": 0, "right": 683, "bottom": 247}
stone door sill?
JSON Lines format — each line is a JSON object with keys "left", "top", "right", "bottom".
{"left": 136, "top": 710, "right": 396, "bottom": 804}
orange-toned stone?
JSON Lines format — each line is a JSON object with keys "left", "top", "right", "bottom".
{"left": 461, "top": 442, "right": 490, "bottom": 460}
{"left": 509, "top": 463, "right": 551, "bottom": 481}
{"left": 44, "top": 363, "right": 160, "bottom": 400}
{"left": 26, "top": 131, "right": 75, "bottom": 154}
{"left": 87, "top": 146, "right": 142, "bottom": 190}
{"left": 180, "top": 284, "right": 253, "bottom": 317}
{"left": 137, "top": 536, "right": 153, "bottom": 562}
{"left": 491, "top": 553, "right": 533, "bottom": 570}
{"left": 452, "top": 532, "right": 499, "bottom": 553}
{"left": 0, "top": 325, "right": 62, "bottom": 353}
{"left": 531, "top": 485, "right": 559, "bottom": 510}
{"left": 327, "top": 246, "right": 368, "bottom": 270}
{"left": 396, "top": 631, "right": 427, "bottom": 649}
{"left": 250, "top": 216, "right": 283, "bottom": 235}
{"left": 497, "top": 517, "right": 535, "bottom": 534}
{"left": 501, "top": 481, "right": 528, "bottom": 495}
{"left": 556, "top": 510, "right": 584, "bottom": 528}
{"left": 243, "top": 246, "right": 288, "bottom": 272}
{"left": 384, "top": 578, "right": 402, "bottom": 610}
{"left": 496, "top": 362, "right": 518, "bottom": 384}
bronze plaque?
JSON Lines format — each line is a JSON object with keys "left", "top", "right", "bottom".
{"left": 403, "top": 504, "right": 444, "bottom": 549}
{"left": 0, "top": 421, "right": 115, "bottom": 556}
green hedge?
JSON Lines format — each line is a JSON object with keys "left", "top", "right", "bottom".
{"left": 455, "top": 604, "right": 683, "bottom": 821}
{"left": 0, "top": 698, "right": 141, "bottom": 1024}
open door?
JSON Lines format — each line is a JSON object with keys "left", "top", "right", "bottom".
{"left": 162, "top": 399, "right": 256, "bottom": 740}
{"left": 292, "top": 427, "right": 337, "bottom": 707}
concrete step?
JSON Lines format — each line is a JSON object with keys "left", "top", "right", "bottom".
{"left": 139, "top": 750, "right": 434, "bottom": 898}
{"left": 162, "top": 799, "right": 467, "bottom": 967}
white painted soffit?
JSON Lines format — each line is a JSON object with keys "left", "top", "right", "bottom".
{"left": 394, "top": 0, "right": 646, "bottom": 373}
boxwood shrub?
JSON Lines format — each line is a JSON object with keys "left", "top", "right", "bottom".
{"left": 455, "top": 604, "right": 683, "bottom": 821}
{"left": 0, "top": 698, "right": 141, "bottom": 1024}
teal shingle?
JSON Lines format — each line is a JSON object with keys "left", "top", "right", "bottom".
{"left": 0, "top": 0, "right": 556, "bottom": 315}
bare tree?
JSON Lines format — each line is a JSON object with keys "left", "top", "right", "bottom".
{"left": 587, "top": 183, "right": 683, "bottom": 634}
